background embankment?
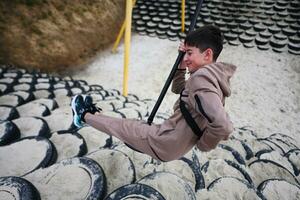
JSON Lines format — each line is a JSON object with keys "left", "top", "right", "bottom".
{"left": 0, "top": 0, "right": 125, "bottom": 73}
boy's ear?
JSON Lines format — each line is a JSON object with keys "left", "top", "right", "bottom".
{"left": 205, "top": 48, "right": 214, "bottom": 62}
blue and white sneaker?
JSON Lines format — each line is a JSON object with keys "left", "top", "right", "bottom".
{"left": 71, "top": 94, "right": 102, "bottom": 128}
{"left": 83, "top": 95, "right": 102, "bottom": 114}
{"left": 71, "top": 95, "right": 86, "bottom": 128}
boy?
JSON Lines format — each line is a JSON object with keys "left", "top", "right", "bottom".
{"left": 71, "top": 25, "right": 236, "bottom": 161}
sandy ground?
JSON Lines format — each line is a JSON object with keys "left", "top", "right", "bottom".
{"left": 73, "top": 33, "right": 300, "bottom": 145}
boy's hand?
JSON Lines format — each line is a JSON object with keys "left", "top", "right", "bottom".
{"left": 178, "top": 42, "right": 186, "bottom": 53}
{"left": 178, "top": 42, "right": 187, "bottom": 70}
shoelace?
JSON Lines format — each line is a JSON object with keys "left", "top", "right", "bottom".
{"left": 90, "top": 103, "right": 102, "bottom": 113}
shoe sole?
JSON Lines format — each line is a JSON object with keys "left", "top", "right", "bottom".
{"left": 71, "top": 95, "right": 83, "bottom": 128}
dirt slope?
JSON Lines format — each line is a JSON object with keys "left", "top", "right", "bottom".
{"left": 0, "top": 0, "right": 125, "bottom": 73}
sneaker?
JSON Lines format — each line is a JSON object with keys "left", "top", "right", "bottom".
{"left": 71, "top": 95, "right": 87, "bottom": 128}
{"left": 71, "top": 95, "right": 102, "bottom": 128}
{"left": 83, "top": 95, "right": 102, "bottom": 114}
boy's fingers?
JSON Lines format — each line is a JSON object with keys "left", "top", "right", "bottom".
{"left": 178, "top": 41, "right": 187, "bottom": 53}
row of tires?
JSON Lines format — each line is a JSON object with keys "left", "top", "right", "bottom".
{"left": 1, "top": 128, "right": 300, "bottom": 199}
{"left": 132, "top": 0, "right": 300, "bottom": 54}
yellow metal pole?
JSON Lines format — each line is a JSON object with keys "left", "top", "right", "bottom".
{"left": 112, "top": 23, "right": 126, "bottom": 53}
{"left": 112, "top": 0, "right": 136, "bottom": 53}
{"left": 123, "top": 0, "right": 132, "bottom": 96}
{"left": 181, "top": 0, "right": 185, "bottom": 32}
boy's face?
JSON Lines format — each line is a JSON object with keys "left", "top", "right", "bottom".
{"left": 183, "top": 45, "right": 213, "bottom": 73}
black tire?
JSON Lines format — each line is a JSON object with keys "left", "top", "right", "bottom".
{"left": 0, "top": 176, "right": 40, "bottom": 200}
{"left": 225, "top": 159, "right": 254, "bottom": 186}
{"left": 138, "top": 172, "right": 196, "bottom": 200}
{"left": 13, "top": 116, "right": 50, "bottom": 138}
{"left": 0, "top": 136, "right": 55, "bottom": 177}
{"left": 285, "top": 148, "right": 300, "bottom": 176}
{"left": 258, "top": 179, "right": 300, "bottom": 200}
{"left": 50, "top": 131, "right": 87, "bottom": 162}
{"left": 257, "top": 138, "right": 285, "bottom": 155}
{"left": 105, "top": 183, "right": 165, "bottom": 200}
{"left": 181, "top": 155, "right": 205, "bottom": 191}
{"left": 207, "top": 177, "right": 266, "bottom": 200}
{"left": 0, "top": 105, "right": 20, "bottom": 121}
{"left": 0, "top": 120, "right": 20, "bottom": 146}
{"left": 218, "top": 144, "right": 246, "bottom": 165}
{"left": 12, "top": 91, "right": 35, "bottom": 103}
{"left": 86, "top": 148, "right": 136, "bottom": 196}
{"left": 25, "top": 157, "right": 106, "bottom": 200}
{"left": 0, "top": 82, "right": 13, "bottom": 95}
{"left": 0, "top": 94, "right": 24, "bottom": 107}
{"left": 249, "top": 159, "right": 299, "bottom": 186}
{"left": 241, "top": 141, "right": 254, "bottom": 160}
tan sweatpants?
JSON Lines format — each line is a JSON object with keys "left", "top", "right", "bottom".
{"left": 85, "top": 113, "right": 167, "bottom": 161}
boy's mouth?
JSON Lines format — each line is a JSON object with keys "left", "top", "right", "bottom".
{"left": 185, "top": 62, "right": 191, "bottom": 67}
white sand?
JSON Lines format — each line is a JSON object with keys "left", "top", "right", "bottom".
{"left": 73, "top": 33, "right": 300, "bottom": 145}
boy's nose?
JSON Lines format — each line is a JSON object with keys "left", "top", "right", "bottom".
{"left": 183, "top": 54, "right": 188, "bottom": 62}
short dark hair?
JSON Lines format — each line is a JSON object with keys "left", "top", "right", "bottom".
{"left": 185, "top": 25, "right": 224, "bottom": 61}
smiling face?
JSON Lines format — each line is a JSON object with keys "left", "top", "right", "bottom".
{"left": 183, "top": 45, "right": 214, "bottom": 73}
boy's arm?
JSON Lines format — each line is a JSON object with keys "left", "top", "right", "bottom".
{"left": 189, "top": 75, "right": 233, "bottom": 151}
{"left": 171, "top": 69, "right": 186, "bottom": 94}
{"left": 171, "top": 41, "right": 187, "bottom": 94}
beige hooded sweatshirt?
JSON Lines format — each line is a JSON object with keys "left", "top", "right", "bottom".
{"left": 165, "top": 62, "right": 237, "bottom": 155}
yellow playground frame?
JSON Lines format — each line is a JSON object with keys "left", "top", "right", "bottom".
{"left": 112, "top": 0, "right": 186, "bottom": 96}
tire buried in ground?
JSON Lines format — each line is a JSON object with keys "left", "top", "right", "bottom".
{"left": 24, "top": 157, "right": 106, "bottom": 200}
{"left": 181, "top": 156, "right": 205, "bottom": 191}
{"left": 201, "top": 159, "right": 250, "bottom": 187}
{"left": 285, "top": 149, "right": 300, "bottom": 176}
{"left": 78, "top": 126, "right": 112, "bottom": 153}
{"left": 0, "top": 176, "right": 40, "bottom": 200}
{"left": 138, "top": 171, "right": 196, "bottom": 200}
{"left": 0, "top": 136, "right": 55, "bottom": 177}
{"left": 87, "top": 149, "right": 136, "bottom": 195}
{"left": 0, "top": 120, "right": 20, "bottom": 145}
{"left": 50, "top": 132, "right": 87, "bottom": 162}
{"left": 105, "top": 183, "right": 165, "bottom": 200}
{"left": 258, "top": 179, "right": 300, "bottom": 200}
{"left": 207, "top": 177, "right": 265, "bottom": 200}
{"left": 248, "top": 159, "right": 299, "bottom": 186}
{"left": 13, "top": 117, "right": 50, "bottom": 138}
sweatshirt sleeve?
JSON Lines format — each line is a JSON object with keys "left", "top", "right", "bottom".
{"left": 188, "top": 73, "right": 233, "bottom": 152}
{"left": 171, "top": 69, "right": 186, "bottom": 94}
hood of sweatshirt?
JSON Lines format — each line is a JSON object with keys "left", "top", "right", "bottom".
{"left": 193, "top": 62, "right": 237, "bottom": 97}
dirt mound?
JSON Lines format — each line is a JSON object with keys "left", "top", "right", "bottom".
{"left": 0, "top": 0, "right": 125, "bottom": 73}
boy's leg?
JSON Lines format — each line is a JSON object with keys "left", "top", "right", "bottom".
{"left": 71, "top": 94, "right": 174, "bottom": 161}
{"left": 84, "top": 113, "right": 163, "bottom": 160}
